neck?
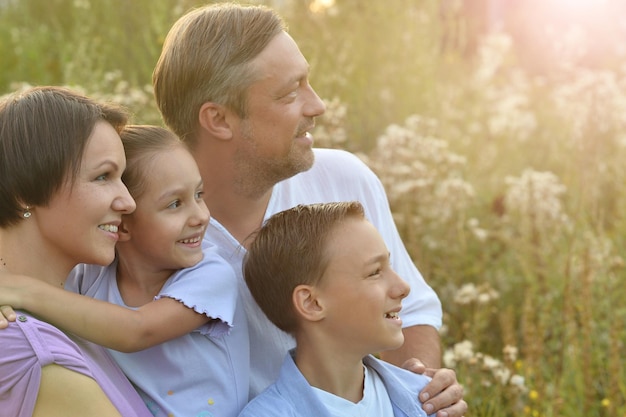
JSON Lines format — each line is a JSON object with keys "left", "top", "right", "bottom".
{"left": 206, "top": 188, "right": 273, "bottom": 246}
{"left": 114, "top": 248, "right": 174, "bottom": 307}
{"left": 195, "top": 143, "right": 274, "bottom": 246}
{"left": 294, "top": 333, "right": 367, "bottom": 403}
{"left": 0, "top": 225, "right": 70, "bottom": 287}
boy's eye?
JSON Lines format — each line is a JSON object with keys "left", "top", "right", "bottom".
{"left": 369, "top": 268, "right": 382, "bottom": 277}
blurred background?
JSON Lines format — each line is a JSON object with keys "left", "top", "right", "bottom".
{"left": 2, "top": 1, "right": 625, "bottom": 415}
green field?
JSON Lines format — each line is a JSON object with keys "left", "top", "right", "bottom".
{"left": 2, "top": 1, "right": 625, "bottom": 415}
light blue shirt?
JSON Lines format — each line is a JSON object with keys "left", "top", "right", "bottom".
{"left": 208, "top": 148, "right": 442, "bottom": 397}
{"left": 66, "top": 243, "right": 250, "bottom": 417}
{"left": 238, "top": 349, "right": 434, "bottom": 417}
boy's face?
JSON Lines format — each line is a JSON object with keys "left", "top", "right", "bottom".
{"left": 315, "top": 217, "right": 410, "bottom": 356}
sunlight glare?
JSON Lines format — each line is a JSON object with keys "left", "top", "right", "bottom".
{"left": 309, "top": 0, "right": 335, "bottom": 14}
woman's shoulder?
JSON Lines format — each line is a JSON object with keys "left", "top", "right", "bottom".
{"left": 0, "top": 312, "right": 93, "bottom": 416}
{"left": 1, "top": 311, "right": 87, "bottom": 368}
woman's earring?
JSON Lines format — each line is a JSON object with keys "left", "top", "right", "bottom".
{"left": 23, "top": 206, "right": 32, "bottom": 218}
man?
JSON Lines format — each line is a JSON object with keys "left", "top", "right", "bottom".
{"left": 153, "top": 3, "right": 466, "bottom": 416}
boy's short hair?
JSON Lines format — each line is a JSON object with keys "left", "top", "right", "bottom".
{"left": 244, "top": 201, "right": 365, "bottom": 334}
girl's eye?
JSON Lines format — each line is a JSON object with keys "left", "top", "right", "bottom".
{"left": 195, "top": 191, "right": 204, "bottom": 200}
{"left": 167, "top": 200, "right": 182, "bottom": 209}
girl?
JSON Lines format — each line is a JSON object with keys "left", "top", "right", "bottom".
{"left": 0, "top": 125, "right": 249, "bottom": 417}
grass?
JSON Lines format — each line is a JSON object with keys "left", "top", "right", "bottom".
{"left": 2, "top": 1, "right": 625, "bottom": 415}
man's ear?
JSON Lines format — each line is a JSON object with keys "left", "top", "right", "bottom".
{"left": 198, "top": 102, "right": 233, "bottom": 141}
{"left": 293, "top": 284, "right": 325, "bottom": 322}
{"left": 117, "top": 219, "right": 132, "bottom": 242}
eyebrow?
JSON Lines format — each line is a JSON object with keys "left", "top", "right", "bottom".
{"left": 157, "top": 179, "right": 203, "bottom": 202}
{"left": 92, "top": 159, "right": 121, "bottom": 172}
{"left": 365, "top": 252, "right": 391, "bottom": 266}
{"left": 283, "top": 63, "right": 311, "bottom": 86}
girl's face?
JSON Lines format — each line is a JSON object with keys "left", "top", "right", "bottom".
{"left": 34, "top": 121, "right": 136, "bottom": 270}
{"left": 121, "top": 146, "right": 209, "bottom": 273}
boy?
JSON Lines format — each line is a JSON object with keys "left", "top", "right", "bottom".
{"left": 240, "top": 201, "right": 434, "bottom": 417}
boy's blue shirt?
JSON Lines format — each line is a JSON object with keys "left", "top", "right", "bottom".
{"left": 238, "top": 349, "right": 435, "bottom": 417}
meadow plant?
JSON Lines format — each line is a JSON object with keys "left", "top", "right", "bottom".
{"left": 2, "top": 1, "right": 626, "bottom": 416}
{"left": 367, "top": 115, "right": 474, "bottom": 233}
{"left": 312, "top": 97, "right": 349, "bottom": 150}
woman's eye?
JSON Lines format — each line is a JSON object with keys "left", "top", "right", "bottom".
{"left": 95, "top": 173, "right": 108, "bottom": 181}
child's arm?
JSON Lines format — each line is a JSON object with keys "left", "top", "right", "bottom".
{"left": 0, "top": 272, "right": 209, "bottom": 352}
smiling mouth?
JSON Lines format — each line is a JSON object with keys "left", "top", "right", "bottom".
{"left": 99, "top": 224, "right": 118, "bottom": 233}
{"left": 385, "top": 312, "right": 400, "bottom": 319}
{"left": 178, "top": 236, "right": 201, "bottom": 244}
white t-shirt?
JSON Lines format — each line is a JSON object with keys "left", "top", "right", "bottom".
{"left": 312, "top": 365, "right": 395, "bottom": 417}
{"left": 206, "top": 148, "right": 442, "bottom": 398}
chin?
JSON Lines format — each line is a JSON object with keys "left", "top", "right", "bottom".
{"left": 293, "top": 151, "right": 315, "bottom": 173}
{"left": 88, "top": 253, "right": 116, "bottom": 267}
{"left": 180, "top": 255, "right": 203, "bottom": 269}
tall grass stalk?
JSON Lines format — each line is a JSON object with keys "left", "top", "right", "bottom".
{"left": 2, "top": 1, "right": 625, "bottom": 415}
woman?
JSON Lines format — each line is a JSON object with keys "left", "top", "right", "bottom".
{"left": 0, "top": 86, "right": 152, "bottom": 417}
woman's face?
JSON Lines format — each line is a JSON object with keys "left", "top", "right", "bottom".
{"left": 34, "top": 121, "right": 136, "bottom": 269}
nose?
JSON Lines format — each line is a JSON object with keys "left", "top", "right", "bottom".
{"left": 391, "top": 269, "right": 411, "bottom": 300}
{"left": 190, "top": 200, "right": 210, "bottom": 228}
{"left": 303, "top": 83, "right": 326, "bottom": 118}
{"left": 112, "top": 182, "right": 136, "bottom": 214}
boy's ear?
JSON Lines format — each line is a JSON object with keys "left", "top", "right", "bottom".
{"left": 198, "top": 102, "right": 233, "bottom": 141}
{"left": 293, "top": 284, "right": 325, "bottom": 322}
{"left": 117, "top": 220, "right": 132, "bottom": 242}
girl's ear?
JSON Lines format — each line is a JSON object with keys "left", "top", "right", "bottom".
{"left": 293, "top": 284, "right": 325, "bottom": 322}
{"left": 117, "top": 219, "right": 132, "bottom": 242}
{"left": 198, "top": 102, "right": 233, "bottom": 141}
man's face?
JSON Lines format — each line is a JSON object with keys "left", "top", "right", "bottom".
{"left": 232, "top": 31, "right": 326, "bottom": 188}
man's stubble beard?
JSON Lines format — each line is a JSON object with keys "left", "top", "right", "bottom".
{"left": 233, "top": 123, "right": 314, "bottom": 200}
